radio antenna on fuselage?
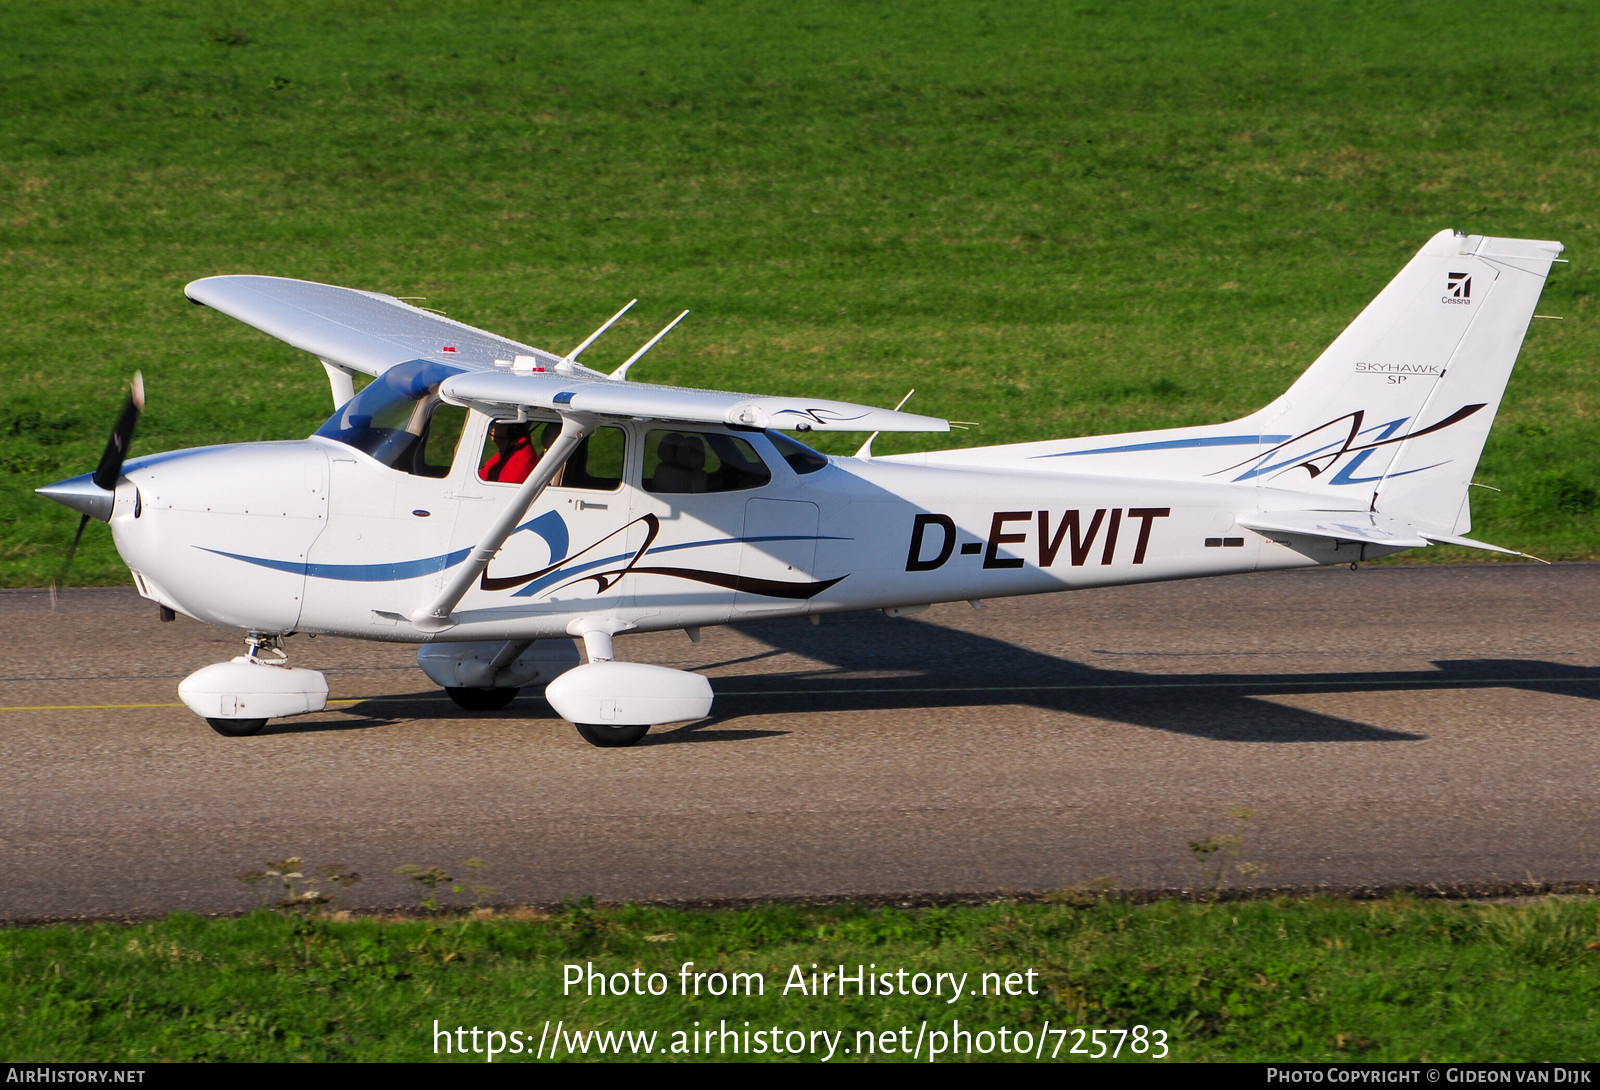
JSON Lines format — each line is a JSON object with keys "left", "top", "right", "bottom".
{"left": 612, "top": 309, "right": 690, "bottom": 380}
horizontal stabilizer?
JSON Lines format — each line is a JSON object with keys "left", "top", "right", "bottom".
{"left": 440, "top": 370, "right": 949, "bottom": 433}
{"left": 1416, "top": 530, "right": 1521, "bottom": 556}
{"left": 1241, "top": 511, "right": 1523, "bottom": 557}
{"left": 1238, "top": 511, "right": 1429, "bottom": 548}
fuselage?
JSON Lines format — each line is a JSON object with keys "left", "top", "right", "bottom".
{"left": 106, "top": 409, "right": 1369, "bottom": 644}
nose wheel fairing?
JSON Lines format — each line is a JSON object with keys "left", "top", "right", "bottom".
{"left": 177, "top": 636, "right": 328, "bottom": 734}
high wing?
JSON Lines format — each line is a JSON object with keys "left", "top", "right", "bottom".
{"left": 185, "top": 274, "right": 948, "bottom": 433}
{"left": 185, "top": 274, "right": 562, "bottom": 376}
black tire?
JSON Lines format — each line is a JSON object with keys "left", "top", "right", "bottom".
{"left": 574, "top": 722, "right": 650, "bottom": 748}
{"left": 445, "top": 686, "right": 520, "bottom": 711}
{"left": 207, "top": 717, "right": 267, "bottom": 737}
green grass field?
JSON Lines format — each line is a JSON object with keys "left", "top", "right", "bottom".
{"left": 2, "top": 0, "right": 1597, "bottom": 585}
{"left": 4, "top": 896, "right": 1598, "bottom": 1062}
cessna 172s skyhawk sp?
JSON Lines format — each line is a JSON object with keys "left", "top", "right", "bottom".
{"left": 38, "top": 230, "right": 1563, "bottom": 745}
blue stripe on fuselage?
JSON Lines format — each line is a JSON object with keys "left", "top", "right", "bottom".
{"left": 1033, "top": 434, "right": 1291, "bottom": 459}
{"left": 200, "top": 546, "right": 475, "bottom": 581}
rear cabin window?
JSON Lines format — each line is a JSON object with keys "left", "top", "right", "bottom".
{"left": 644, "top": 430, "right": 772, "bottom": 494}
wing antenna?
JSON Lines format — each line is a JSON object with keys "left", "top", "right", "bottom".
{"left": 853, "top": 389, "right": 916, "bottom": 459}
{"left": 566, "top": 299, "right": 636, "bottom": 364}
{"left": 611, "top": 310, "right": 689, "bottom": 381}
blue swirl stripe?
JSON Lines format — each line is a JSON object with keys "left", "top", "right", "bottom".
{"left": 200, "top": 547, "right": 473, "bottom": 582}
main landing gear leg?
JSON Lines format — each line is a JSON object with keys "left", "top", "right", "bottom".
{"left": 547, "top": 628, "right": 715, "bottom": 749}
{"left": 569, "top": 630, "right": 648, "bottom": 746}
{"left": 418, "top": 639, "right": 583, "bottom": 711}
{"left": 443, "top": 638, "right": 529, "bottom": 711}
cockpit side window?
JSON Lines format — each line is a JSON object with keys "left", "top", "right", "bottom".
{"left": 477, "top": 416, "right": 626, "bottom": 492}
{"left": 314, "top": 359, "right": 467, "bottom": 478}
{"left": 421, "top": 404, "right": 469, "bottom": 476}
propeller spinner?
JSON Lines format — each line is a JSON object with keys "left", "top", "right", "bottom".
{"left": 36, "top": 372, "right": 145, "bottom": 588}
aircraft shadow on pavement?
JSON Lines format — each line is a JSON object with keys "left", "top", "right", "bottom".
{"left": 696, "top": 612, "right": 1600, "bottom": 744}
{"left": 258, "top": 710, "right": 405, "bottom": 735}
{"left": 261, "top": 616, "right": 1600, "bottom": 746}
{"left": 645, "top": 721, "right": 790, "bottom": 745}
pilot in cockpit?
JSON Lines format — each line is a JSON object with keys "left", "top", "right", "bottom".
{"left": 481, "top": 420, "right": 535, "bottom": 483}
{"left": 480, "top": 420, "right": 562, "bottom": 485}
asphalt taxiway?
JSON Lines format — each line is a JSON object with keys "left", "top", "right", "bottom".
{"left": 2, "top": 563, "right": 1597, "bottom": 919}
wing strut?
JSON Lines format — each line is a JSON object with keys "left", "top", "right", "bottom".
{"left": 410, "top": 413, "right": 595, "bottom": 631}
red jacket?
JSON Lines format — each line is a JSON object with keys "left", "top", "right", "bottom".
{"left": 481, "top": 438, "right": 537, "bottom": 484}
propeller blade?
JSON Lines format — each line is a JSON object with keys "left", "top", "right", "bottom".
{"left": 50, "top": 512, "right": 93, "bottom": 605}
{"left": 48, "top": 373, "right": 144, "bottom": 600}
{"left": 92, "top": 372, "right": 144, "bottom": 491}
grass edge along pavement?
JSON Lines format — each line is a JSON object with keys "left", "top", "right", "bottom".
{"left": 2, "top": 891, "right": 1598, "bottom": 1062}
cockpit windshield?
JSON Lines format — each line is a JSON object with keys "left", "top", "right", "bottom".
{"left": 314, "top": 359, "right": 468, "bottom": 478}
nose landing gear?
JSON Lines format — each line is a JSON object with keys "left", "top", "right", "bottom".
{"left": 177, "top": 633, "right": 328, "bottom": 737}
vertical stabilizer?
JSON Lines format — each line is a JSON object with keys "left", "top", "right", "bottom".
{"left": 896, "top": 231, "right": 1562, "bottom": 526}
{"left": 1224, "top": 231, "right": 1561, "bottom": 530}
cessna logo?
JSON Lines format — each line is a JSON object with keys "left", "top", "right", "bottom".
{"left": 907, "top": 508, "right": 1171, "bottom": 572}
{"left": 1443, "top": 272, "right": 1471, "bottom": 304}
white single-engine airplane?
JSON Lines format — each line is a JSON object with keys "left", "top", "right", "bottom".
{"left": 39, "top": 230, "right": 1563, "bottom": 745}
